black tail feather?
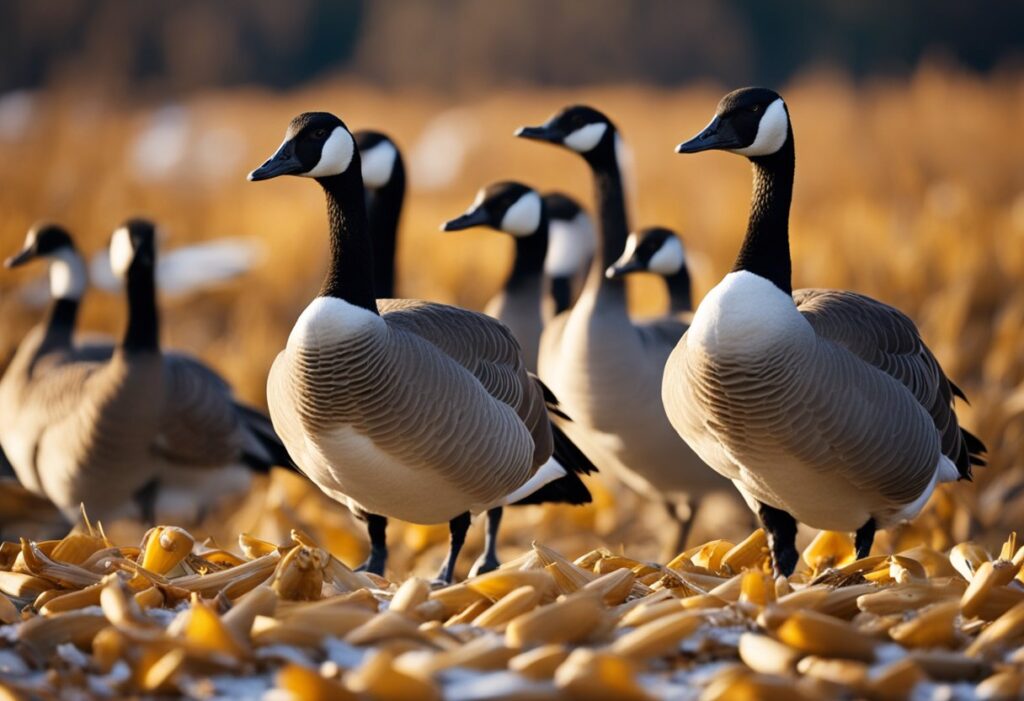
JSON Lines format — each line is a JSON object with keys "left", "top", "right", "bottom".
{"left": 512, "top": 420, "right": 598, "bottom": 506}
{"left": 235, "top": 402, "right": 300, "bottom": 474}
{"left": 962, "top": 428, "right": 987, "bottom": 467}
{"left": 534, "top": 374, "right": 570, "bottom": 420}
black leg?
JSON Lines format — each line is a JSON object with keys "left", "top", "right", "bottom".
{"left": 663, "top": 498, "right": 696, "bottom": 561}
{"left": 436, "top": 512, "right": 471, "bottom": 584}
{"left": 355, "top": 513, "right": 388, "bottom": 576}
{"left": 473, "top": 507, "right": 503, "bottom": 575}
{"left": 757, "top": 502, "right": 799, "bottom": 577}
{"left": 854, "top": 518, "right": 876, "bottom": 560}
{"left": 133, "top": 479, "right": 160, "bottom": 526}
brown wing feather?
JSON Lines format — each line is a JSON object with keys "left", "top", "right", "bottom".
{"left": 379, "top": 298, "right": 552, "bottom": 466}
{"left": 793, "top": 288, "right": 983, "bottom": 478}
{"left": 153, "top": 355, "right": 243, "bottom": 467}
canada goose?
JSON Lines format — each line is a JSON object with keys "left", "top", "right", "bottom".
{"left": 443, "top": 181, "right": 547, "bottom": 371}
{"left": 665, "top": 87, "right": 986, "bottom": 575}
{"left": 0, "top": 221, "right": 166, "bottom": 521}
{"left": 249, "top": 112, "right": 596, "bottom": 582}
{"left": 0, "top": 221, "right": 292, "bottom": 523}
{"left": 543, "top": 192, "right": 594, "bottom": 314}
{"left": 443, "top": 182, "right": 598, "bottom": 571}
{"left": 355, "top": 130, "right": 405, "bottom": 298}
{"left": 607, "top": 227, "right": 692, "bottom": 314}
{"left": 517, "top": 106, "right": 727, "bottom": 554}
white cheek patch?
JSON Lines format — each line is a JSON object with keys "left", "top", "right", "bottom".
{"left": 500, "top": 191, "right": 541, "bottom": 236}
{"left": 304, "top": 127, "right": 355, "bottom": 178}
{"left": 360, "top": 140, "right": 398, "bottom": 188}
{"left": 732, "top": 99, "right": 789, "bottom": 157}
{"left": 545, "top": 213, "right": 595, "bottom": 277}
{"left": 647, "top": 235, "right": 686, "bottom": 275}
{"left": 49, "top": 249, "right": 86, "bottom": 300}
{"left": 109, "top": 226, "right": 135, "bottom": 278}
{"left": 564, "top": 122, "right": 608, "bottom": 152}
{"left": 608, "top": 232, "right": 640, "bottom": 274}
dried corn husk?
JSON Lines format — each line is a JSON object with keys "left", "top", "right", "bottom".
{"left": 0, "top": 571, "right": 52, "bottom": 600}
{"left": 139, "top": 527, "right": 193, "bottom": 575}
{"left": 611, "top": 609, "right": 705, "bottom": 658}
{"left": 252, "top": 606, "right": 375, "bottom": 647}
{"left": 389, "top": 577, "right": 430, "bottom": 614}
{"left": 50, "top": 533, "right": 108, "bottom": 566}
{"left": 473, "top": 585, "right": 542, "bottom": 629}
{"left": 509, "top": 644, "right": 570, "bottom": 679}
{"left": 722, "top": 529, "right": 769, "bottom": 573}
{"left": 965, "top": 600, "right": 1024, "bottom": 658}
{"left": 276, "top": 663, "right": 359, "bottom": 701}
{"left": 554, "top": 648, "right": 651, "bottom": 701}
{"left": 17, "top": 610, "right": 107, "bottom": 659}
{"left": 803, "top": 531, "right": 856, "bottom": 576}
{"left": 738, "top": 633, "right": 802, "bottom": 675}
{"left": 506, "top": 592, "right": 606, "bottom": 647}
{"left": 467, "top": 568, "right": 555, "bottom": 602}
{"left": 776, "top": 610, "right": 876, "bottom": 661}
{"left": 345, "top": 649, "right": 441, "bottom": 701}
{"left": 949, "top": 542, "right": 991, "bottom": 581}
{"left": 889, "top": 600, "right": 960, "bottom": 648}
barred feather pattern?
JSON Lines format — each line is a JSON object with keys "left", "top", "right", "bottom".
{"left": 268, "top": 297, "right": 550, "bottom": 524}
{"left": 664, "top": 275, "right": 981, "bottom": 530}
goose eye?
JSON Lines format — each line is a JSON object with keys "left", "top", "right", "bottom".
{"left": 313, "top": 128, "right": 328, "bottom": 139}
{"left": 751, "top": 105, "right": 761, "bottom": 113}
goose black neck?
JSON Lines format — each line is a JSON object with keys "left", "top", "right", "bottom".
{"left": 589, "top": 151, "right": 626, "bottom": 276}
{"left": 318, "top": 165, "right": 379, "bottom": 313}
{"left": 123, "top": 263, "right": 159, "bottom": 352}
{"left": 40, "top": 298, "right": 79, "bottom": 352}
{"left": 666, "top": 266, "right": 693, "bottom": 313}
{"left": 506, "top": 214, "right": 548, "bottom": 294}
{"left": 550, "top": 276, "right": 572, "bottom": 314}
{"left": 733, "top": 132, "right": 795, "bottom": 294}
{"left": 367, "top": 158, "right": 405, "bottom": 299}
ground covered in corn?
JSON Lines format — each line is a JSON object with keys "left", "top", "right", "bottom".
{"left": 1, "top": 521, "right": 1023, "bottom": 701}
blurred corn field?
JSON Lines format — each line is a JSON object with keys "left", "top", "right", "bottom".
{"left": 1, "top": 66, "right": 1023, "bottom": 577}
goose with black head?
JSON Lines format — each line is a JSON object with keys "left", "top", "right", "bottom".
{"left": 443, "top": 181, "right": 598, "bottom": 573}
{"left": 0, "top": 221, "right": 165, "bottom": 521}
{"left": 543, "top": 192, "right": 595, "bottom": 315}
{"left": 0, "top": 223, "right": 294, "bottom": 524}
{"left": 355, "top": 130, "right": 405, "bottom": 299}
{"left": 665, "top": 87, "right": 985, "bottom": 576}
{"left": 249, "top": 112, "right": 596, "bottom": 582}
{"left": 606, "top": 226, "right": 693, "bottom": 314}
{"left": 517, "top": 105, "right": 727, "bottom": 555}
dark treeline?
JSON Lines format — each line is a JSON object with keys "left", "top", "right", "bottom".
{"left": 2, "top": 0, "right": 1021, "bottom": 95}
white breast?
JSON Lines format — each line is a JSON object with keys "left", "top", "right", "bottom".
{"left": 687, "top": 271, "right": 810, "bottom": 355}
{"left": 287, "top": 296, "right": 384, "bottom": 351}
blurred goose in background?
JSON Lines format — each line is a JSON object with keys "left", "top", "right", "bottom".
{"left": 0, "top": 221, "right": 293, "bottom": 524}
{"left": 249, "top": 112, "right": 596, "bottom": 582}
{"left": 607, "top": 226, "right": 693, "bottom": 314}
{"left": 355, "top": 130, "right": 405, "bottom": 298}
{"left": 666, "top": 87, "right": 986, "bottom": 576}
{"left": 443, "top": 181, "right": 548, "bottom": 371}
{"left": 88, "top": 237, "right": 265, "bottom": 297}
{"left": 543, "top": 192, "right": 595, "bottom": 315}
{"left": 517, "top": 106, "right": 727, "bottom": 554}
